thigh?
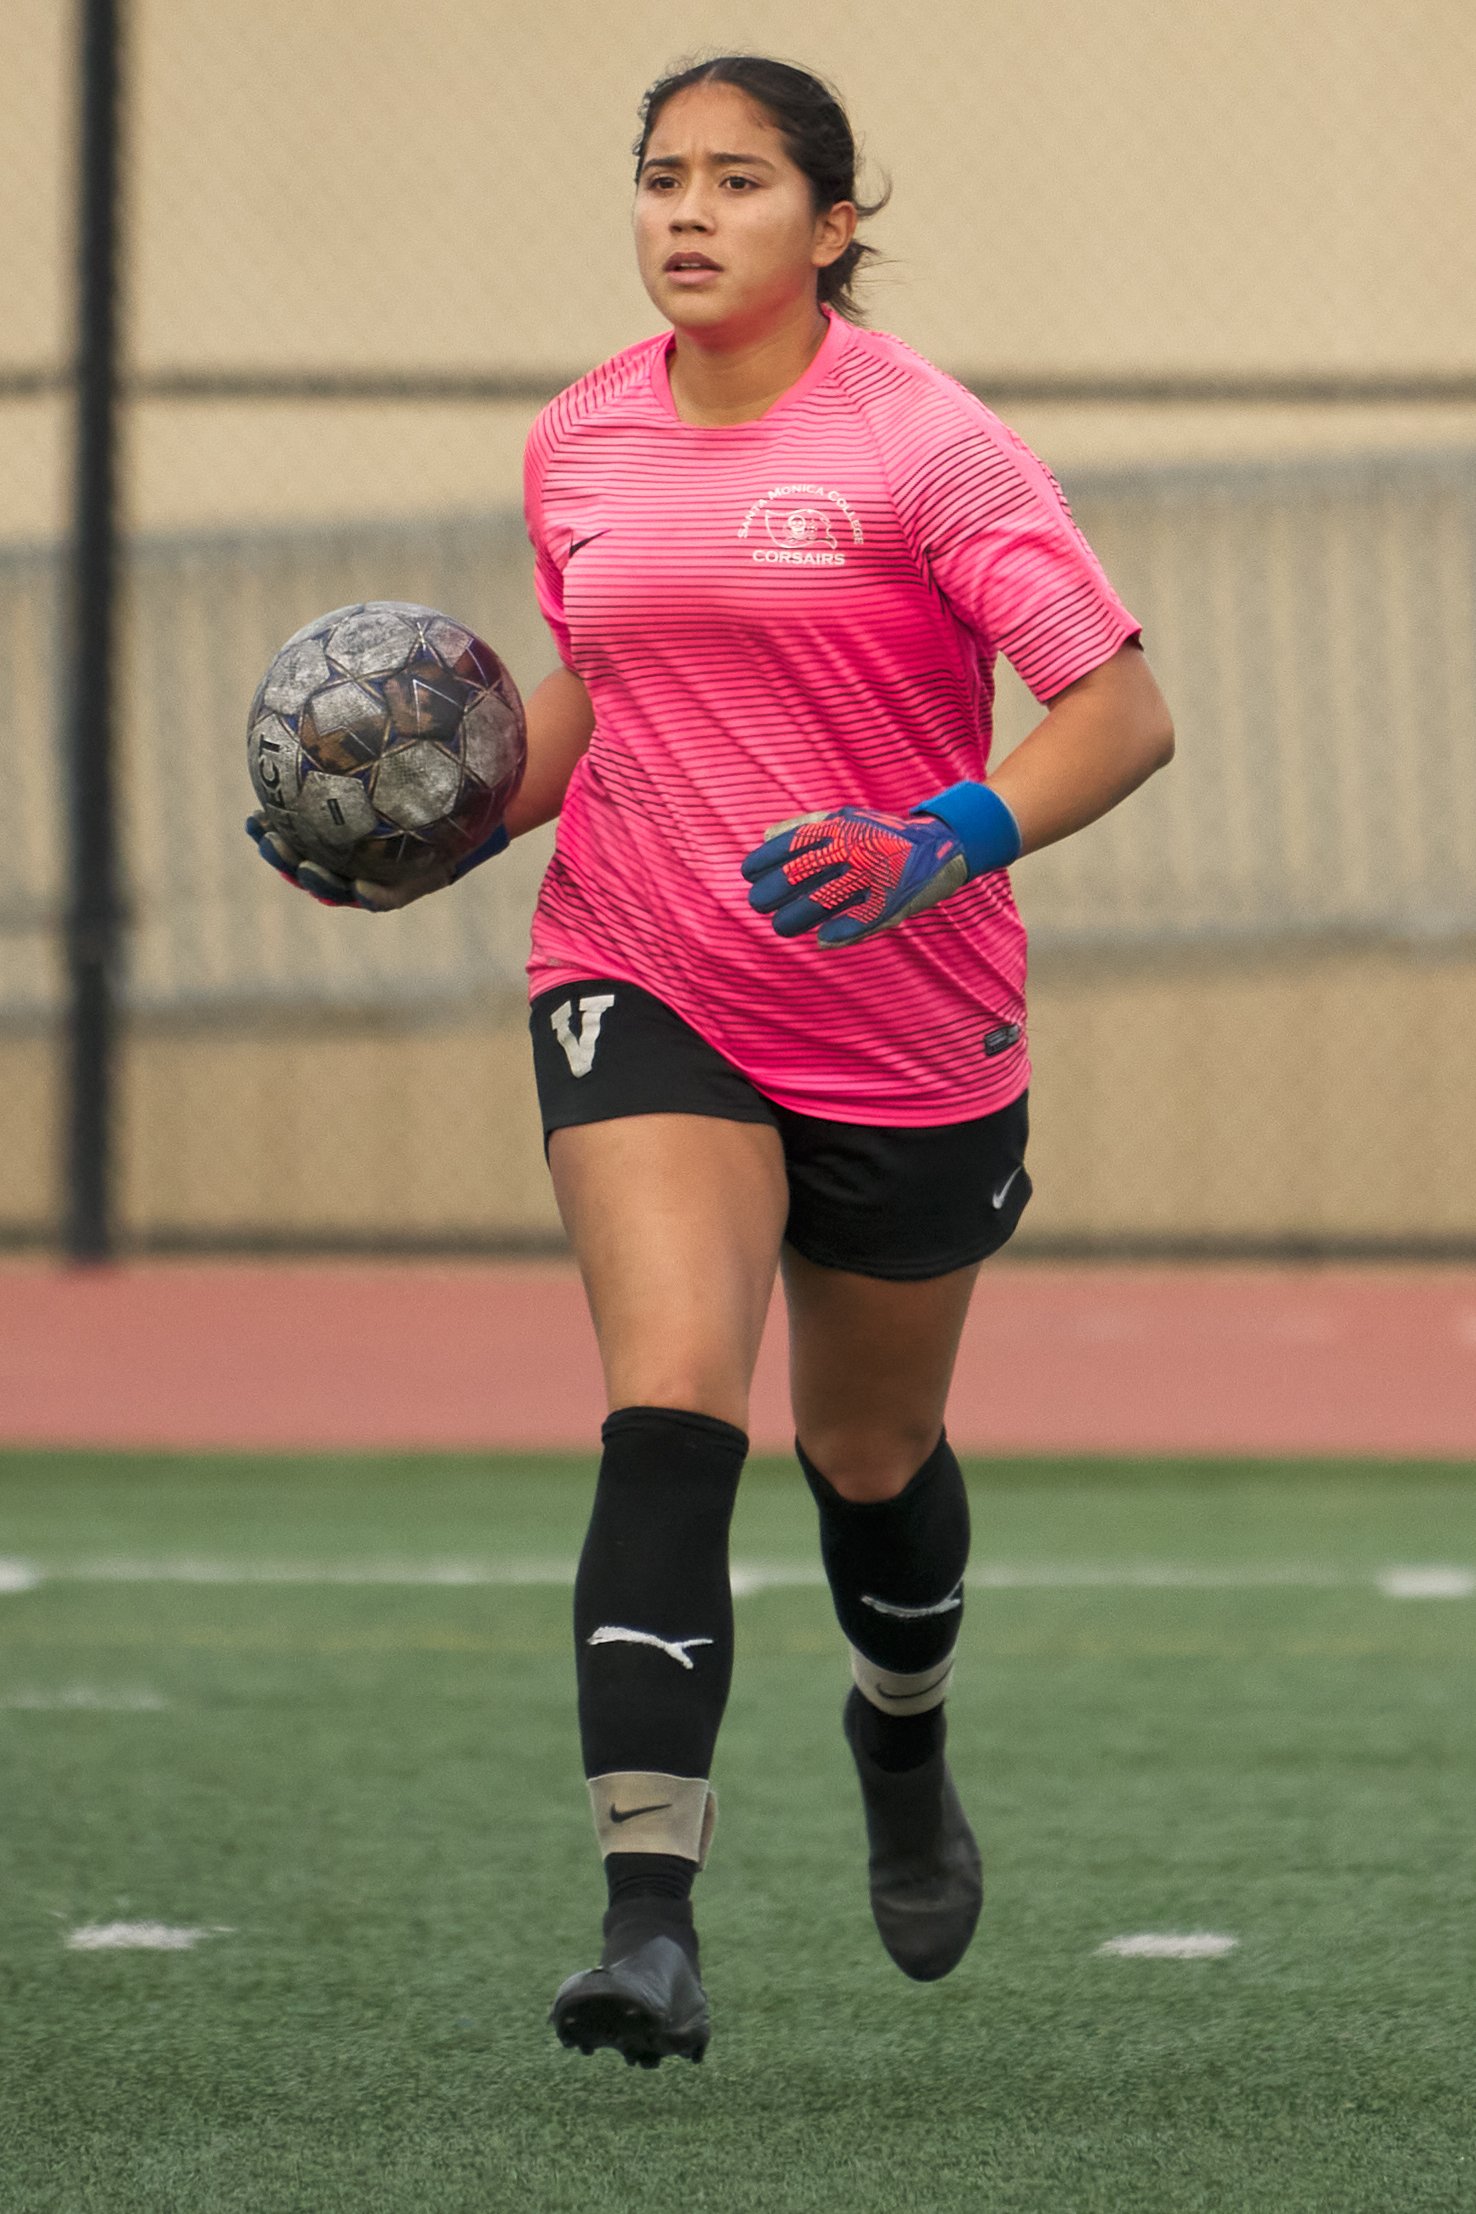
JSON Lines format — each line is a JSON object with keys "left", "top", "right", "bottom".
{"left": 783, "top": 1247, "right": 981, "bottom": 1500}
{"left": 777, "top": 1092, "right": 1031, "bottom": 1282}
{"left": 550, "top": 1114, "right": 789, "bottom": 1432}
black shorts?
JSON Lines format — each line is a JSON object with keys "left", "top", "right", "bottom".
{"left": 529, "top": 979, "right": 1032, "bottom": 1282}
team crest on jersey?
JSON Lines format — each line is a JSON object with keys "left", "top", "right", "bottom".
{"left": 738, "top": 483, "right": 864, "bottom": 567}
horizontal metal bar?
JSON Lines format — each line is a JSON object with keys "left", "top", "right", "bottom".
{"left": 0, "top": 367, "right": 68, "bottom": 397}
{"left": 8, "top": 364, "right": 1476, "bottom": 407}
{"left": 967, "top": 372, "right": 1476, "bottom": 406}
{"left": 127, "top": 367, "right": 571, "bottom": 405}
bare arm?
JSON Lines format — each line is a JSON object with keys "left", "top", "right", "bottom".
{"left": 987, "top": 640, "right": 1175, "bottom": 856}
{"left": 741, "top": 638, "right": 1172, "bottom": 944}
{"left": 503, "top": 665, "right": 596, "bottom": 840}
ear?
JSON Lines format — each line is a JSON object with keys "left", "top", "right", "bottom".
{"left": 811, "top": 199, "right": 858, "bottom": 272}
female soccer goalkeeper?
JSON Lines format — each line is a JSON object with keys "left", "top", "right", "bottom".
{"left": 252, "top": 54, "right": 1173, "bottom": 2068}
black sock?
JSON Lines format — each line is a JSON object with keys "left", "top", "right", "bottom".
{"left": 575, "top": 1406, "right": 746, "bottom": 1927}
{"left": 799, "top": 1431, "right": 970, "bottom": 1773}
{"left": 603, "top": 1851, "right": 699, "bottom": 1967}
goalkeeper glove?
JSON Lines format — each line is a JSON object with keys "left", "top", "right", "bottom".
{"left": 741, "top": 780, "right": 1021, "bottom": 948}
{"left": 244, "top": 813, "right": 508, "bottom": 911}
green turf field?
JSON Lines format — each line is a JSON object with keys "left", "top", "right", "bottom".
{"left": 3, "top": 1451, "right": 1474, "bottom": 2213}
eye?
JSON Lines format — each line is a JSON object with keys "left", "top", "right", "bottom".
{"left": 721, "top": 175, "right": 758, "bottom": 190}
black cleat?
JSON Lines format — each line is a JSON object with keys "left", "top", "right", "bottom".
{"left": 843, "top": 1687, "right": 983, "bottom": 1981}
{"left": 550, "top": 1932, "right": 710, "bottom": 2066}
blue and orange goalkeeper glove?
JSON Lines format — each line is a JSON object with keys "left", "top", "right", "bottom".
{"left": 244, "top": 812, "right": 508, "bottom": 911}
{"left": 741, "top": 781, "right": 1021, "bottom": 948}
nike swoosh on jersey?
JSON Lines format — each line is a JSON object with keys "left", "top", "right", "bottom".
{"left": 569, "top": 530, "right": 609, "bottom": 558}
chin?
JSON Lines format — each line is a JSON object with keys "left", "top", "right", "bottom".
{"left": 660, "top": 293, "right": 740, "bottom": 335}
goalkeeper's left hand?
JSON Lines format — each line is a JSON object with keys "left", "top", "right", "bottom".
{"left": 244, "top": 812, "right": 508, "bottom": 911}
{"left": 741, "top": 780, "right": 1021, "bottom": 948}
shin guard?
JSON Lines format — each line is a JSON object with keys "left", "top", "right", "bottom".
{"left": 575, "top": 1406, "right": 745, "bottom": 1866}
{"left": 799, "top": 1431, "right": 970, "bottom": 1769}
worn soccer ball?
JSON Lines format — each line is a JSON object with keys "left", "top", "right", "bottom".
{"left": 246, "top": 601, "right": 526, "bottom": 888}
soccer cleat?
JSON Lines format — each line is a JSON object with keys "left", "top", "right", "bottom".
{"left": 549, "top": 1929, "right": 711, "bottom": 2066}
{"left": 842, "top": 1687, "right": 983, "bottom": 1981}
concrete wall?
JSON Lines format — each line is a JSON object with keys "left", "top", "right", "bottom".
{"left": 7, "top": 0, "right": 1475, "bottom": 1255}
{"left": 6, "top": 0, "right": 1476, "bottom": 538}
{"left": 7, "top": 942, "right": 1476, "bottom": 1251}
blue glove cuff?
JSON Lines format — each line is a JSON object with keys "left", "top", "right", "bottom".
{"left": 450, "top": 819, "right": 510, "bottom": 882}
{"left": 915, "top": 781, "right": 1022, "bottom": 878}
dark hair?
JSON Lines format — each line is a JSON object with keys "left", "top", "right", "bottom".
{"left": 634, "top": 55, "right": 890, "bottom": 321}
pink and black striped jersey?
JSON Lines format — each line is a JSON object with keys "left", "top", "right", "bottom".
{"left": 523, "top": 308, "right": 1139, "bottom": 1125}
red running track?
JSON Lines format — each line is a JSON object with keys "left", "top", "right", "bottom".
{"left": 2, "top": 1261, "right": 1473, "bottom": 1457}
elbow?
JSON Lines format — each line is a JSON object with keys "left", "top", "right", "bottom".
{"left": 1117, "top": 710, "right": 1174, "bottom": 792}
{"left": 1127, "top": 647, "right": 1174, "bottom": 772}
{"left": 1143, "top": 707, "right": 1175, "bottom": 774}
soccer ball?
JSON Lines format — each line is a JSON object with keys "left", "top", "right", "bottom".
{"left": 246, "top": 601, "right": 526, "bottom": 888}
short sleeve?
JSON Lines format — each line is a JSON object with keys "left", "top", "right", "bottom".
{"left": 523, "top": 411, "right": 576, "bottom": 672}
{"left": 894, "top": 412, "right": 1140, "bottom": 702}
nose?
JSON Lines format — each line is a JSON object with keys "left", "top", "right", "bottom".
{"left": 666, "top": 179, "right": 715, "bottom": 230}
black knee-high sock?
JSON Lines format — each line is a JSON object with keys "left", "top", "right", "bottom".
{"left": 799, "top": 1431, "right": 970, "bottom": 1772}
{"left": 574, "top": 1406, "right": 746, "bottom": 1931}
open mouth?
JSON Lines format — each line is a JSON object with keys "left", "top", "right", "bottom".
{"left": 664, "top": 254, "right": 721, "bottom": 274}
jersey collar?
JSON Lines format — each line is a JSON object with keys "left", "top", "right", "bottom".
{"left": 652, "top": 307, "right": 850, "bottom": 427}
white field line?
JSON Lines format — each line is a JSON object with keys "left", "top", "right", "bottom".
{"left": 1, "top": 1555, "right": 1471, "bottom": 1596}
{"left": 1097, "top": 1933, "right": 1239, "bottom": 1959}
{"left": 66, "top": 1922, "right": 229, "bottom": 1951}
{"left": 2, "top": 1687, "right": 168, "bottom": 1711}
{"left": 969, "top": 1563, "right": 1348, "bottom": 1589}
{"left": 22, "top": 1557, "right": 582, "bottom": 1588}
{"left": 1376, "top": 1566, "right": 1476, "bottom": 1598}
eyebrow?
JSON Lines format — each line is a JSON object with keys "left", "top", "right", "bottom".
{"left": 640, "top": 151, "right": 778, "bottom": 173}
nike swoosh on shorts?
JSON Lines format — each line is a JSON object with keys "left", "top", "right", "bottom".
{"left": 992, "top": 1165, "right": 1023, "bottom": 1209}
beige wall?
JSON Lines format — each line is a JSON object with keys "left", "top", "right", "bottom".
{"left": 116, "top": 0, "right": 1476, "bottom": 378}
{"left": 13, "top": 0, "right": 1476, "bottom": 378}
{"left": 6, "top": 2, "right": 1474, "bottom": 1257}
{"left": 7, "top": 946, "right": 1476, "bottom": 1250}
{"left": 6, "top": 0, "right": 1476, "bottom": 540}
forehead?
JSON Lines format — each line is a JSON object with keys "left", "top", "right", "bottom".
{"left": 643, "top": 81, "right": 790, "bottom": 163}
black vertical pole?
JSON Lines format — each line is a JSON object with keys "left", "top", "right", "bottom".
{"left": 63, "top": 0, "right": 124, "bottom": 1261}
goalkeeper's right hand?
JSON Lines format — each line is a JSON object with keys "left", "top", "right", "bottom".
{"left": 244, "top": 813, "right": 508, "bottom": 912}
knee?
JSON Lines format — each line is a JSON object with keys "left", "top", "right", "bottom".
{"left": 605, "top": 1355, "right": 750, "bottom": 1436}
{"left": 796, "top": 1421, "right": 942, "bottom": 1504}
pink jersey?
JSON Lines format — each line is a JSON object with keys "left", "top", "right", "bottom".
{"left": 523, "top": 309, "right": 1139, "bottom": 1125}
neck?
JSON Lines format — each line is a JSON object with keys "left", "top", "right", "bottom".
{"left": 666, "top": 298, "right": 830, "bottom": 425}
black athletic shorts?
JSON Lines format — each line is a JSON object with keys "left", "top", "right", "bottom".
{"left": 529, "top": 978, "right": 1032, "bottom": 1282}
